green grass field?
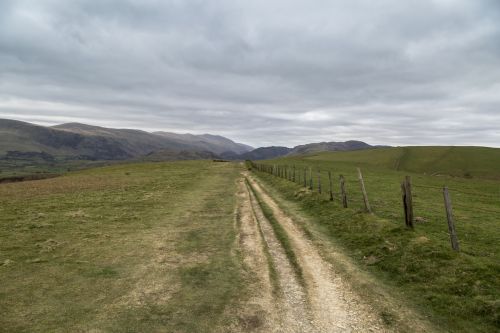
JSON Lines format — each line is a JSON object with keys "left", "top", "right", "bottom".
{"left": 0, "top": 160, "right": 245, "bottom": 332}
{"left": 1, "top": 147, "right": 498, "bottom": 332}
{"left": 0, "top": 157, "right": 113, "bottom": 180}
{"left": 301, "top": 146, "right": 500, "bottom": 179}
{"left": 252, "top": 148, "right": 500, "bottom": 332}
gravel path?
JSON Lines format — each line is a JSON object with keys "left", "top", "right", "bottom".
{"left": 239, "top": 173, "right": 392, "bottom": 332}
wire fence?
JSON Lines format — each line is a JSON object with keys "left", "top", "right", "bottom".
{"left": 248, "top": 160, "right": 500, "bottom": 252}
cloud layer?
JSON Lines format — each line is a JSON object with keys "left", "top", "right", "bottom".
{"left": 1, "top": 0, "right": 499, "bottom": 147}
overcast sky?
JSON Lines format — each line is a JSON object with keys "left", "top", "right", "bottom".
{"left": 1, "top": 0, "right": 499, "bottom": 147}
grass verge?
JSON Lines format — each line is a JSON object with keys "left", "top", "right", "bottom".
{"left": 251, "top": 163, "right": 499, "bottom": 333}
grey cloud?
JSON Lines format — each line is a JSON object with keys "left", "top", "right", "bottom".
{"left": 0, "top": 0, "right": 499, "bottom": 147}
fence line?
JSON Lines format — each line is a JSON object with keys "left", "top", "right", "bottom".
{"left": 246, "top": 160, "right": 499, "bottom": 251}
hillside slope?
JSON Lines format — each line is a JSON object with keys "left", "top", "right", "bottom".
{"left": 0, "top": 119, "right": 132, "bottom": 160}
{"left": 0, "top": 119, "right": 252, "bottom": 160}
{"left": 229, "top": 141, "right": 377, "bottom": 161}
{"left": 289, "top": 140, "right": 373, "bottom": 155}
{"left": 238, "top": 146, "right": 292, "bottom": 160}
{"left": 302, "top": 146, "right": 500, "bottom": 179}
{"left": 153, "top": 131, "right": 252, "bottom": 155}
{"left": 141, "top": 149, "right": 220, "bottom": 162}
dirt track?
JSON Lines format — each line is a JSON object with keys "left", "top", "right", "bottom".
{"left": 235, "top": 173, "right": 391, "bottom": 332}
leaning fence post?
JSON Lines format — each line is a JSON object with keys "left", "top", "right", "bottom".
{"left": 340, "top": 175, "right": 348, "bottom": 208}
{"left": 328, "top": 171, "right": 333, "bottom": 201}
{"left": 443, "top": 187, "right": 460, "bottom": 251}
{"left": 357, "top": 168, "right": 372, "bottom": 213}
{"left": 401, "top": 176, "right": 414, "bottom": 228}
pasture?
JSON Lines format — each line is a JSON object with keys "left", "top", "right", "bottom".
{"left": 0, "top": 160, "right": 245, "bottom": 332}
{"left": 251, "top": 148, "right": 500, "bottom": 332}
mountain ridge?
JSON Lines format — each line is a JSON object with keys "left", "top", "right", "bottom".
{"left": 0, "top": 118, "right": 383, "bottom": 163}
{"left": 0, "top": 119, "right": 253, "bottom": 160}
{"left": 235, "top": 141, "right": 379, "bottom": 160}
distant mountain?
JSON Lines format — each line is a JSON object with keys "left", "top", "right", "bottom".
{"left": 0, "top": 119, "right": 132, "bottom": 160}
{"left": 288, "top": 140, "right": 373, "bottom": 155}
{"left": 228, "top": 141, "right": 376, "bottom": 160}
{"left": 153, "top": 131, "right": 252, "bottom": 155}
{"left": 238, "top": 146, "right": 292, "bottom": 160}
{"left": 0, "top": 119, "right": 253, "bottom": 161}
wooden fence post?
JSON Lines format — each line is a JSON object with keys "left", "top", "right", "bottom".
{"left": 303, "top": 168, "right": 307, "bottom": 188}
{"left": 328, "top": 171, "right": 333, "bottom": 201}
{"left": 357, "top": 168, "right": 372, "bottom": 213}
{"left": 401, "top": 182, "right": 408, "bottom": 225}
{"left": 293, "top": 165, "right": 296, "bottom": 183}
{"left": 443, "top": 187, "right": 460, "bottom": 251}
{"left": 401, "top": 176, "right": 414, "bottom": 228}
{"left": 340, "top": 175, "right": 348, "bottom": 208}
{"left": 318, "top": 170, "right": 322, "bottom": 194}
{"left": 309, "top": 167, "right": 313, "bottom": 190}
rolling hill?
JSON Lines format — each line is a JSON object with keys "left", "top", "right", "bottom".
{"left": 288, "top": 140, "right": 374, "bottom": 155}
{"left": 0, "top": 119, "right": 253, "bottom": 161}
{"left": 153, "top": 132, "right": 252, "bottom": 155}
{"left": 300, "top": 146, "right": 500, "bottom": 179}
{"left": 229, "top": 140, "right": 378, "bottom": 160}
{"left": 237, "top": 146, "right": 292, "bottom": 160}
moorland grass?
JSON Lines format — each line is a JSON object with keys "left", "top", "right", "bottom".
{"left": 252, "top": 152, "right": 500, "bottom": 333}
{"left": 0, "top": 160, "right": 244, "bottom": 332}
{"left": 299, "top": 146, "right": 500, "bottom": 179}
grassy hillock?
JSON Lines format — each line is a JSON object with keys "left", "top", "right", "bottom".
{"left": 302, "top": 146, "right": 500, "bottom": 179}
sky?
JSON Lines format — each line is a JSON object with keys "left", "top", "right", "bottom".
{"left": 1, "top": 0, "right": 499, "bottom": 148}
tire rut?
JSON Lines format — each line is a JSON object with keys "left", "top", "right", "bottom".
{"left": 244, "top": 173, "right": 391, "bottom": 332}
{"left": 232, "top": 178, "right": 276, "bottom": 332}
{"left": 245, "top": 179, "right": 316, "bottom": 333}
